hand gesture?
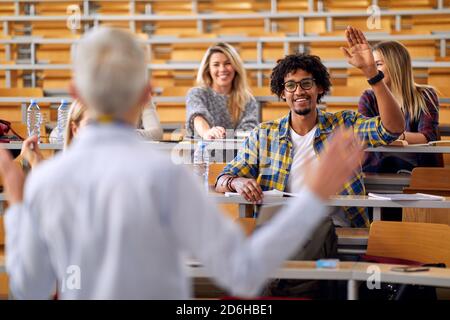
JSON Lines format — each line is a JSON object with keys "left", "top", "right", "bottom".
{"left": 341, "top": 26, "right": 378, "bottom": 78}
{"left": 0, "top": 148, "right": 25, "bottom": 205}
{"left": 303, "top": 128, "right": 365, "bottom": 200}
{"left": 204, "top": 126, "right": 226, "bottom": 140}
{"left": 19, "top": 135, "right": 43, "bottom": 168}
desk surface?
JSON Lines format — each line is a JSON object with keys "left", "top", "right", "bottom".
{"left": 352, "top": 262, "right": 450, "bottom": 288}
{"left": 2, "top": 193, "right": 448, "bottom": 209}
{"left": 187, "top": 260, "right": 450, "bottom": 289}
{"left": 365, "top": 145, "right": 450, "bottom": 153}
{"left": 2, "top": 141, "right": 450, "bottom": 154}
{"left": 209, "top": 193, "right": 450, "bottom": 209}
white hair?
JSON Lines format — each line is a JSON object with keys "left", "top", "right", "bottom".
{"left": 73, "top": 27, "right": 148, "bottom": 119}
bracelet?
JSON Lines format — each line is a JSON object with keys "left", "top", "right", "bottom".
{"left": 227, "top": 177, "right": 236, "bottom": 192}
{"left": 220, "top": 176, "right": 229, "bottom": 187}
{"left": 400, "top": 132, "right": 406, "bottom": 140}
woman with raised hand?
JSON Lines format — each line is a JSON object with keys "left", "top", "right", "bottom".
{"left": 186, "top": 42, "right": 258, "bottom": 139}
{"left": 357, "top": 40, "right": 440, "bottom": 173}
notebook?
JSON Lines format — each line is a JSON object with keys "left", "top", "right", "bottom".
{"left": 368, "top": 192, "right": 445, "bottom": 201}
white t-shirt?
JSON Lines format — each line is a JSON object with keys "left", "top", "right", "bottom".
{"left": 286, "top": 125, "right": 318, "bottom": 194}
{"left": 287, "top": 126, "right": 351, "bottom": 227}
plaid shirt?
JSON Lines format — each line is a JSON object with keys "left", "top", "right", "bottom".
{"left": 359, "top": 89, "right": 440, "bottom": 172}
{"left": 219, "top": 108, "right": 400, "bottom": 228}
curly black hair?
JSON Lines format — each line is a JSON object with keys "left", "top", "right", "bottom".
{"left": 270, "top": 53, "right": 331, "bottom": 103}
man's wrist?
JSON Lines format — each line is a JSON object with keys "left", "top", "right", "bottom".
{"left": 227, "top": 176, "right": 237, "bottom": 192}
{"left": 400, "top": 132, "right": 406, "bottom": 140}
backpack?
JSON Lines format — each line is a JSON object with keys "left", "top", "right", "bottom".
{"left": 0, "top": 119, "right": 24, "bottom": 142}
{"left": 359, "top": 254, "right": 445, "bottom": 300}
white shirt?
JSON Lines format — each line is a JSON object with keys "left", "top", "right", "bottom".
{"left": 286, "top": 126, "right": 318, "bottom": 194}
{"left": 5, "top": 123, "right": 327, "bottom": 299}
{"left": 136, "top": 101, "right": 163, "bottom": 141}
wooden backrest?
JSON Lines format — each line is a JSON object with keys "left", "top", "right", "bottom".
{"left": 0, "top": 88, "right": 43, "bottom": 97}
{"left": 208, "top": 162, "right": 227, "bottom": 186}
{"left": 367, "top": 221, "right": 450, "bottom": 267}
{"left": 161, "top": 86, "right": 191, "bottom": 97}
{"left": 408, "top": 167, "right": 450, "bottom": 190}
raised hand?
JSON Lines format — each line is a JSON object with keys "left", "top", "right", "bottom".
{"left": 341, "top": 26, "right": 378, "bottom": 79}
{"left": 303, "top": 128, "right": 365, "bottom": 200}
{"left": 19, "top": 135, "right": 43, "bottom": 168}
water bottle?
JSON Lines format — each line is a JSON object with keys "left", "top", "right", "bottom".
{"left": 56, "top": 99, "right": 70, "bottom": 143}
{"left": 26, "top": 99, "right": 42, "bottom": 142}
{"left": 193, "top": 141, "right": 210, "bottom": 192}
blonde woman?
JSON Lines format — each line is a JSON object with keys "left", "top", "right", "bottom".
{"left": 358, "top": 40, "right": 440, "bottom": 173}
{"left": 186, "top": 42, "right": 258, "bottom": 139}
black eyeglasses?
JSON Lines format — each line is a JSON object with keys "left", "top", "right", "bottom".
{"left": 283, "top": 78, "right": 315, "bottom": 92}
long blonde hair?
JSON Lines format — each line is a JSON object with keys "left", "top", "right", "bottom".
{"left": 64, "top": 100, "right": 87, "bottom": 149}
{"left": 196, "top": 42, "right": 252, "bottom": 125}
{"left": 373, "top": 41, "right": 438, "bottom": 121}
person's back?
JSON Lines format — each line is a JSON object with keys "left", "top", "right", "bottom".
{"left": 24, "top": 124, "right": 195, "bottom": 299}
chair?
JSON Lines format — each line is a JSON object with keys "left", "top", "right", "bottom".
{"left": 402, "top": 167, "right": 450, "bottom": 225}
{"left": 208, "top": 162, "right": 244, "bottom": 220}
{"left": 403, "top": 167, "right": 450, "bottom": 196}
{"left": 366, "top": 221, "right": 450, "bottom": 267}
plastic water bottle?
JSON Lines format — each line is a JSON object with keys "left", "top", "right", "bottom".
{"left": 26, "top": 99, "right": 42, "bottom": 142}
{"left": 56, "top": 99, "right": 69, "bottom": 143}
{"left": 193, "top": 141, "right": 210, "bottom": 192}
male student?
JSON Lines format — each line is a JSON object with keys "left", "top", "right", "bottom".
{"left": 0, "top": 27, "right": 364, "bottom": 299}
{"left": 216, "top": 26, "right": 405, "bottom": 228}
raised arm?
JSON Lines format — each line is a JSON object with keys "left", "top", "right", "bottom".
{"left": 342, "top": 26, "right": 405, "bottom": 134}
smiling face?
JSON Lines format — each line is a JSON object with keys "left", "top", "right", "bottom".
{"left": 282, "top": 69, "right": 323, "bottom": 117}
{"left": 209, "top": 52, "right": 236, "bottom": 93}
{"left": 374, "top": 50, "right": 390, "bottom": 87}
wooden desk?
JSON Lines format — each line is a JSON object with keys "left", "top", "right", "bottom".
{"left": 351, "top": 262, "right": 450, "bottom": 300}
{"left": 0, "top": 143, "right": 62, "bottom": 150}
{"left": 210, "top": 193, "right": 450, "bottom": 220}
{"left": 365, "top": 145, "right": 450, "bottom": 153}
{"left": 187, "top": 260, "right": 450, "bottom": 300}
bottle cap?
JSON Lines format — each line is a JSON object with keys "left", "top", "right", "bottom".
{"left": 61, "top": 99, "right": 67, "bottom": 105}
{"left": 30, "top": 99, "right": 36, "bottom": 104}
